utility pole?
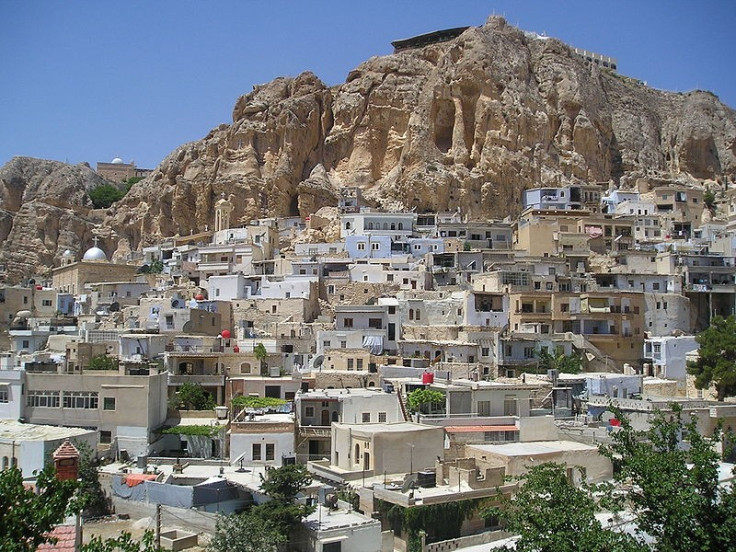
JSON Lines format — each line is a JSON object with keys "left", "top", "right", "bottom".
{"left": 155, "top": 503, "right": 161, "bottom": 548}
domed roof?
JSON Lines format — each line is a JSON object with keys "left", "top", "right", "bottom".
{"left": 82, "top": 246, "right": 108, "bottom": 262}
{"left": 111, "top": 157, "right": 124, "bottom": 164}
{"left": 62, "top": 249, "right": 74, "bottom": 257}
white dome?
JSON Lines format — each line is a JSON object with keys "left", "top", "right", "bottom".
{"left": 82, "top": 246, "right": 108, "bottom": 262}
{"left": 62, "top": 249, "right": 73, "bottom": 257}
{"left": 111, "top": 157, "right": 124, "bottom": 164}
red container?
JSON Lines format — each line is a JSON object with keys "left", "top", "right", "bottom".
{"left": 233, "top": 346, "right": 240, "bottom": 353}
{"left": 422, "top": 372, "right": 434, "bottom": 384}
{"left": 221, "top": 329, "right": 231, "bottom": 339}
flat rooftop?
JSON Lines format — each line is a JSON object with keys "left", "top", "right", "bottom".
{"left": 0, "top": 420, "right": 93, "bottom": 442}
{"left": 470, "top": 440, "right": 598, "bottom": 457}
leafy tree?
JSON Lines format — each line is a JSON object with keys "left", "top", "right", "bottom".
{"left": 704, "top": 189, "right": 717, "bottom": 213}
{"left": 74, "top": 440, "right": 109, "bottom": 518}
{"left": 481, "top": 463, "right": 643, "bottom": 552}
{"left": 406, "top": 388, "right": 445, "bottom": 414}
{"left": 89, "top": 184, "right": 126, "bottom": 209}
{"left": 88, "top": 354, "right": 118, "bottom": 371}
{"left": 599, "top": 405, "right": 736, "bottom": 551}
{"left": 140, "top": 260, "right": 164, "bottom": 274}
{"left": 82, "top": 531, "right": 161, "bottom": 552}
{"left": 0, "top": 465, "right": 81, "bottom": 552}
{"left": 252, "top": 464, "right": 315, "bottom": 538}
{"left": 687, "top": 315, "right": 736, "bottom": 401}
{"left": 207, "top": 513, "right": 284, "bottom": 552}
{"left": 171, "top": 381, "right": 215, "bottom": 410}
{"left": 536, "top": 347, "right": 583, "bottom": 374}
{"left": 254, "top": 343, "right": 268, "bottom": 376}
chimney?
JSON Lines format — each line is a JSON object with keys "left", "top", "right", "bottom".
{"left": 52, "top": 439, "right": 80, "bottom": 481}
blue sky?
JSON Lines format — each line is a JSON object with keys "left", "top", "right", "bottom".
{"left": 1, "top": 1, "right": 735, "bottom": 170}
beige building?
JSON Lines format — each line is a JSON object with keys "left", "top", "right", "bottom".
{"left": 23, "top": 366, "right": 168, "bottom": 458}
{"left": 96, "top": 158, "right": 152, "bottom": 183}
{"left": 52, "top": 250, "right": 141, "bottom": 296}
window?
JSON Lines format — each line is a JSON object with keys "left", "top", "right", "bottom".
{"left": 388, "top": 306, "right": 396, "bottom": 314}
{"left": 323, "top": 340, "right": 331, "bottom": 348}
{"left": 378, "top": 412, "right": 387, "bottom": 422}
{"left": 347, "top": 359, "right": 354, "bottom": 370}
{"left": 42, "top": 299, "right": 52, "bottom": 307}
{"left": 63, "top": 391, "right": 98, "bottom": 409}
{"left": 356, "top": 359, "right": 363, "bottom": 370}
{"left": 371, "top": 242, "right": 380, "bottom": 251}
{"left": 481, "top": 347, "right": 490, "bottom": 357}
{"left": 560, "top": 303, "right": 569, "bottom": 312}
{"left": 252, "top": 443, "right": 262, "bottom": 461}
{"left": 343, "top": 318, "right": 353, "bottom": 328}
{"left": 0, "top": 388, "right": 8, "bottom": 403}
{"left": 100, "top": 431, "right": 112, "bottom": 444}
{"left": 357, "top": 242, "right": 366, "bottom": 251}
{"left": 340, "top": 340, "right": 347, "bottom": 349}
{"left": 362, "top": 412, "right": 371, "bottom": 422}
{"left": 103, "top": 397, "right": 116, "bottom": 411}
{"left": 524, "top": 347, "right": 535, "bottom": 359}
{"left": 27, "top": 391, "right": 60, "bottom": 408}
{"left": 266, "top": 443, "right": 275, "bottom": 461}
{"left": 165, "top": 315, "right": 174, "bottom": 329}
{"left": 305, "top": 406, "right": 315, "bottom": 417}
{"left": 368, "top": 318, "right": 383, "bottom": 329}
{"left": 387, "top": 274, "right": 394, "bottom": 282}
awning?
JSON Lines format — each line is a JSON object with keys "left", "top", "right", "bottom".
{"left": 445, "top": 425, "right": 518, "bottom": 433}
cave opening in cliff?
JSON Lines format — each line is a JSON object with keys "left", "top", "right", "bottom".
{"left": 289, "top": 194, "right": 299, "bottom": 217}
{"left": 433, "top": 98, "right": 455, "bottom": 153}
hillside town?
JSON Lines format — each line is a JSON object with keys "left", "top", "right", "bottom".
{"left": 2, "top": 176, "right": 736, "bottom": 551}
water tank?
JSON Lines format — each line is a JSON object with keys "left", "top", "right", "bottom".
{"left": 422, "top": 372, "right": 434, "bottom": 384}
{"left": 136, "top": 455, "right": 148, "bottom": 469}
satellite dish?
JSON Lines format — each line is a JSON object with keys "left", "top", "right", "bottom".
{"left": 171, "top": 299, "right": 181, "bottom": 308}
{"left": 311, "top": 355, "right": 324, "bottom": 371}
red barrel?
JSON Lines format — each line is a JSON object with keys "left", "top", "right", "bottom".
{"left": 422, "top": 372, "right": 434, "bottom": 384}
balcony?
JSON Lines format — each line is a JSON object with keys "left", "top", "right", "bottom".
{"left": 298, "top": 426, "right": 331, "bottom": 438}
{"left": 168, "top": 374, "right": 225, "bottom": 386}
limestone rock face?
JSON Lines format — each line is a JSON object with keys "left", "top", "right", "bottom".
{"left": 3, "top": 17, "right": 736, "bottom": 280}
{"left": 100, "top": 16, "right": 736, "bottom": 250}
{"left": 0, "top": 157, "right": 110, "bottom": 281}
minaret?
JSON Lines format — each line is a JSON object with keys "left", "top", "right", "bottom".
{"left": 214, "top": 193, "right": 233, "bottom": 232}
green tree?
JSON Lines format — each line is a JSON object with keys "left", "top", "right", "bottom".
{"left": 172, "top": 381, "right": 215, "bottom": 410}
{"left": 88, "top": 354, "right": 118, "bottom": 371}
{"left": 406, "top": 388, "right": 445, "bottom": 414}
{"left": 599, "top": 405, "right": 736, "bottom": 551}
{"left": 254, "top": 343, "right": 268, "bottom": 376}
{"left": 0, "top": 465, "right": 81, "bottom": 552}
{"left": 88, "top": 184, "right": 126, "bottom": 209}
{"left": 207, "top": 513, "right": 284, "bottom": 552}
{"left": 82, "top": 531, "right": 161, "bottom": 552}
{"left": 536, "top": 348, "right": 583, "bottom": 374}
{"left": 481, "top": 463, "right": 642, "bottom": 552}
{"left": 252, "top": 464, "right": 315, "bottom": 538}
{"left": 704, "top": 189, "right": 717, "bottom": 213}
{"left": 687, "top": 315, "right": 736, "bottom": 401}
{"left": 74, "top": 440, "right": 109, "bottom": 518}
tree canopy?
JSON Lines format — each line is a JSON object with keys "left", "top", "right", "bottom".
{"left": 208, "top": 464, "right": 314, "bottom": 552}
{"left": 171, "top": 381, "right": 215, "bottom": 410}
{"left": 687, "top": 315, "right": 736, "bottom": 400}
{"left": 536, "top": 347, "right": 583, "bottom": 374}
{"left": 481, "top": 463, "right": 641, "bottom": 552}
{"left": 599, "top": 405, "right": 736, "bottom": 551}
{"left": 407, "top": 388, "right": 445, "bottom": 414}
{"left": 0, "top": 465, "right": 81, "bottom": 552}
{"left": 88, "top": 184, "right": 127, "bottom": 209}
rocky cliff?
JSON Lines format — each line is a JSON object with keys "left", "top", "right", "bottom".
{"left": 0, "top": 157, "right": 112, "bottom": 281}
{"left": 3, "top": 16, "right": 736, "bottom": 281}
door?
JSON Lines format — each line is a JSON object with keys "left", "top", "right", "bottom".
{"left": 321, "top": 409, "right": 330, "bottom": 426}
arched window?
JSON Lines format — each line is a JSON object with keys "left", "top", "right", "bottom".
{"left": 383, "top": 223, "right": 388, "bottom": 230}
{"left": 345, "top": 222, "right": 352, "bottom": 230}
{"left": 416, "top": 310, "right": 421, "bottom": 321}
{"left": 391, "top": 223, "right": 396, "bottom": 230}
{"left": 331, "top": 411, "right": 338, "bottom": 422}
{"left": 354, "top": 444, "right": 360, "bottom": 464}
{"left": 368, "top": 381, "right": 375, "bottom": 387}
{"left": 409, "top": 309, "right": 414, "bottom": 320}
{"left": 367, "top": 222, "right": 373, "bottom": 230}
{"left": 240, "top": 362, "right": 252, "bottom": 374}
{"left": 398, "top": 223, "right": 403, "bottom": 230}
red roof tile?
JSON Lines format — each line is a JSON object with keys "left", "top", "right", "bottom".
{"left": 36, "top": 524, "right": 77, "bottom": 552}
